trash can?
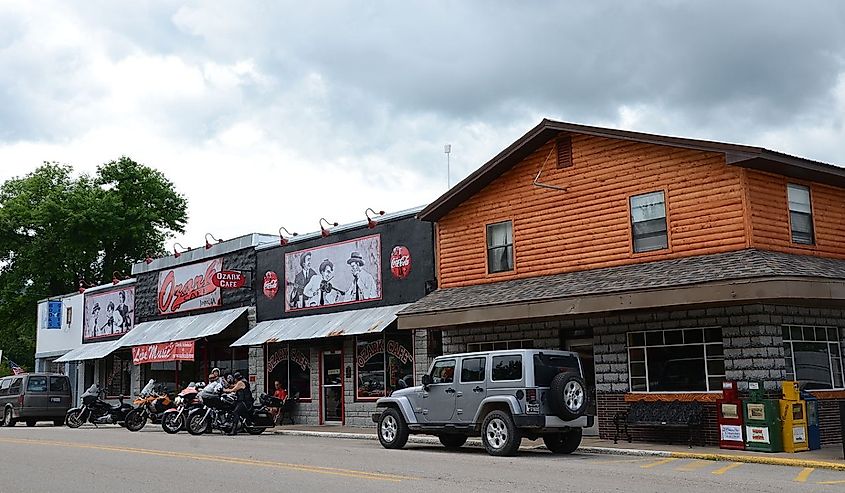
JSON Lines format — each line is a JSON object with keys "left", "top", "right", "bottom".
{"left": 799, "top": 390, "right": 820, "bottom": 451}
{"left": 743, "top": 381, "right": 783, "bottom": 453}
{"left": 779, "top": 381, "right": 809, "bottom": 453}
{"left": 717, "top": 381, "right": 744, "bottom": 450}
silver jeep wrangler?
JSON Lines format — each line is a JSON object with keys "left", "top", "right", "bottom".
{"left": 372, "top": 349, "right": 591, "bottom": 456}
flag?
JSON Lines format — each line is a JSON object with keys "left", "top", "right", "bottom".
{"left": 8, "top": 359, "right": 24, "bottom": 375}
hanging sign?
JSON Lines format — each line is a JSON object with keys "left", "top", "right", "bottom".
{"left": 211, "top": 270, "right": 246, "bottom": 289}
{"left": 132, "top": 340, "right": 195, "bottom": 365}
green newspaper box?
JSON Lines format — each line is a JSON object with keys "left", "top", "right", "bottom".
{"left": 742, "top": 381, "right": 783, "bottom": 453}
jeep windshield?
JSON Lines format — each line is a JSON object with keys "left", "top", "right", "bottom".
{"left": 533, "top": 353, "right": 580, "bottom": 387}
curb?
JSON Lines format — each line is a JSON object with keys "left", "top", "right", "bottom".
{"left": 272, "top": 429, "right": 845, "bottom": 471}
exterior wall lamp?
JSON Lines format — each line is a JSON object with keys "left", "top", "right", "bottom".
{"left": 205, "top": 233, "right": 223, "bottom": 249}
{"left": 319, "top": 218, "right": 338, "bottom": 238}
{"left": 365, "top": 208, "right": 385, "bottom": 229}
{"left": 173, "top": 242, "right": 190, "bottom": 258}
{"left": 279, "top": 227, "right": 298, "bottom": 246}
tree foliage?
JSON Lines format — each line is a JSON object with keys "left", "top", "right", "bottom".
{"left": 0, "top": 158, "right": 187, "bottom": 370}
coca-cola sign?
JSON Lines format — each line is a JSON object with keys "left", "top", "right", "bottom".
{"left": 157, "top": 258, "right": 222, "bottom": 314}
{"left": 131, "top": 340, "right": 195, "bottom": 365}
{"left": 211, "top": 270, "right": 246, "bottom": 289}
{"left": 263, "top": 271, "right": 279, "bottom": 299}
{"left": 390, "top": 245, "right": 411, "bottom": 279}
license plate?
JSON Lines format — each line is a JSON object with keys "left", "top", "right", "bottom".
{"left": 50, "top": 397, "right": 61, "bottom": 403}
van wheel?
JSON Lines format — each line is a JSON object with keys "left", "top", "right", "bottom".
{"left": 377, "top": 408, "right": 409, "bottom": 449}
{"left": 439, "top": 434, "right": 468, "bottom": 449}
{"left": 481, "top": 410, "right": 521, "bottom": 456}
{"left": 543, "top": 428, "right": 582, "bottom": 454}
{"left": 3, "top": 408, "right": 15, "bottom": 427}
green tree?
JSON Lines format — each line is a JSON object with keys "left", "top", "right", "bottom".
{"left": 0, "top": 158, "right": 187, "bottom": 371}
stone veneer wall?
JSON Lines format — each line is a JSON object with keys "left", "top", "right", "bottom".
{"left": 424, "top": 303, "right": 845, "bottom": 446}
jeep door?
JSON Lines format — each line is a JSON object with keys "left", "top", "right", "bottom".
{"left": 455, "top": 356, "right": 486, "bottom": 423}
{"left": 422, "top": 359, "right": 457, "bottom": 423}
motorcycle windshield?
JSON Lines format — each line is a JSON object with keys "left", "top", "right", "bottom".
{"left": 82, "top": 384, "right": 100, "bottom": 398}
{"left": 140, "top": 379, "right": 156, "bottom": 396}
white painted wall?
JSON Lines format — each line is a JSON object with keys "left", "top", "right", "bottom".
{"left": 35, "top": 293, "right": 84, "bottom": 357}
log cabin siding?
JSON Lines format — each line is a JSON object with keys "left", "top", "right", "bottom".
{"left": 437, "top": 134, "right": 748, "bottom": 288}
{"left": 746, "top": 169, "right": 845, "bottom": 258}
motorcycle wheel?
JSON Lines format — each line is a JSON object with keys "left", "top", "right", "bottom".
{"left": 187, "top": 412, "right": 209, "bottom": 436}
{"left": 245, "top": 426, "right": 266, "bottom": 435}
{"left": 66, "top": 409, "right": 85, "bottom": 429}
{"left": 162, "top": 413, "right": 184, "bottom": 434}
{"left": 124, "top": 409, "right": 147, "bottom": 432}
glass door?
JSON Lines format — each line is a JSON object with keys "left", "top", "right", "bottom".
{"left": 322, "top": 350, "right": 343, "bottom": 424}
{"left": 565, "top": 338, "right": 598, "bottom": 436}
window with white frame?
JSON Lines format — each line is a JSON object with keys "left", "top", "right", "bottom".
{"left": 630, "top": 191, "right": 668, "bottom": 253}
{"left": 787, "top": 184, "right": 814, "bottom": 245}
{"left": 467, "top": 339, "right": 533, "bottom": 353}
{"left": 486, "top": 221, "right": 514, "bottom": 273}
{"left": 783, "top": 325, "right": 843, "bottom": 390}
{"left": 627, "top": 327, "right": 724, "bottom": 392}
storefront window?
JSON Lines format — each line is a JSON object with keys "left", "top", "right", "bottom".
{"left": 355, "top": 332, "right": 414, "bottom": 400}
{"left": 627, "top": 327, "right": 724, "bottom": 392}
{"left": 101, "top": 353, "right": 131, "bottom": 397}
{"left": 142, "top": 361, "right": 177, "bottom": 394}
{"left": 783, "top": 325, "right": 844, "bottom": 390}
{"left": 266, "top": 343, "right": 311, "bottom": 400}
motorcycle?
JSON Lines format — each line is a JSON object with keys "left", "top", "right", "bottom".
{"left": 124, "top": 379, "right": 174, "bottom": 432}
{"left": 65, "top": 384, "right": 133, "bottom": 428}
{"left": 161, "top": 381, "right": 205, "bottom": 434}
{"left": 187, "top": 390, "right": 274, "bottom": 436}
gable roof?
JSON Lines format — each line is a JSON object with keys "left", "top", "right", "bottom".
{"left": 418, "top": 119, "right": 845, "bottom": 222}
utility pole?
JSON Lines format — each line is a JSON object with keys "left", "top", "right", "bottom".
{"left": 444, "top": 144, "right": 452, "bottom": 189}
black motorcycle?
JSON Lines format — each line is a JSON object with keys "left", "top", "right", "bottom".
{"left": 65, "top": 384, "right": 133, "bottom": 428}
{"left": 187, "top": 391, "right": 274, "bottom": 436}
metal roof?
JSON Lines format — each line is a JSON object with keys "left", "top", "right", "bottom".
{"left": 118, "top": 306, "right": 249, "bottom": 348}
{"left": 55, "top": 339, "right": 123, "bottom": 362}
{"left": 231, "top": 303, "right": 411, "bottom": 347}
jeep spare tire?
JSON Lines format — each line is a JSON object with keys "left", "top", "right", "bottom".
{"left": 549, "top": 372, "right": 587, "bottom": 420}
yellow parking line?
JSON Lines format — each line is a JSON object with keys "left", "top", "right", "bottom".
{"left": 641, "top": 458, "right": 677, "bottom": 469}
{"left": 794, "top": 467, "right": 814, "bottom": 483}
{"left": 817, "top": 480, "right": 845, "bottom": 485}
{"left": 712, "top": 462, "right": 743, "bottom": 475}
{"left": 676, "top": 460, "right": 710, "bottom": 471}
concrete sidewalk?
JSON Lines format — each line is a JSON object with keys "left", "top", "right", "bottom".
{"left": 272, "top": 424, "right": 845, "bottom": 471}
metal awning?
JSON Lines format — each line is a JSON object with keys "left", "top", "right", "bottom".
{"left": 118, "top": 306, "right": 248, "bottom": 348}
{"left": 55, "top": 339, "right": 124, "bottom": 362}
{"left": 231, "top": 304, "right": 410, "bottom": 347}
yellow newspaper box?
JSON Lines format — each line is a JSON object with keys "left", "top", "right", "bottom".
{"left": 779, "top": 381, "right": 809, "bottom": 453}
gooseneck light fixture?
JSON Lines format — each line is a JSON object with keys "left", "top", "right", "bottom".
{"left": 365, "top": 208, "right": 385, "bottom": 229}
{"left": 205, "top": 233, "right": 223, "bottom": 249}
{"left": 173, "top": 242, "right": 189, "bottom": 258}
{"left": 319, "top": 218, "right": 338, "bottom": 238}
{"left": 279, "top": 227, "right": 298, "bottom": 246}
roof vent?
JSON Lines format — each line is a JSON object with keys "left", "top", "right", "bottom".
{"left": 556, "top": 134, "right": 572, "bottom": 168}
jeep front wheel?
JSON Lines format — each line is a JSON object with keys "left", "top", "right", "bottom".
{"left": 439, "top": 434, "right": 468, "bottom": 449}
{"left": 543, "top": 428, "right": 582, "bottom": 454}
{"left": 377, "top": 408, "right": 409, "bottom": 450}
{"left": 481, "top": 410, "right": 521, "bottom": 456}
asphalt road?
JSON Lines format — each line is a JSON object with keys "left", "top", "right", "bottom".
{"left": 0, "top": 425, "right": 843, "bottom": 492}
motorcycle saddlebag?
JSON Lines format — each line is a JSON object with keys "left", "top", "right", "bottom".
{"left": 250, "top": 410, "right": 275, "bottom": 428}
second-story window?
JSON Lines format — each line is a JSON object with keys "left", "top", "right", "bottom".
{"left": 486, "top": 221, "right": 513, "bottom": 273}
{"left": 630, "top": 191, "right": 668, "bottom": 253}
{"left": 787, "top": 184, "right": 814, "bottom": 245}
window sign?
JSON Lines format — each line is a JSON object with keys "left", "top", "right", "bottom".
{"left": 266, "top": 343, "right": 311, "bottom": 400}
{"left": 356, "top": 333, "right": 414, "bottom": 399}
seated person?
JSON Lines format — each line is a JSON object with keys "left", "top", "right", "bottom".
{"left": 269, "top": 380, "right": 288, "bottom": 424}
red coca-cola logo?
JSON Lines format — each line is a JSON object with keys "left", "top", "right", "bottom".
{"left": 263, "top": 271, "right": 279, "bottom": 299}
{"left": 390, "top": 245, "right": 411, "bottom": 279}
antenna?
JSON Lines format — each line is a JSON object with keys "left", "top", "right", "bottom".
{"left": 444, "top": 144, "right": 452, "bottom": 188}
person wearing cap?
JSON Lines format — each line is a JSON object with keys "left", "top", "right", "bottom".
{"left": 88, "top": 303, "right": 101, "bottom": 339}
{"left": 223, "top": 372, "right": 253, "bottom": 435}
{"left": 344, "top": 251, "right": 378, "bottom": 302}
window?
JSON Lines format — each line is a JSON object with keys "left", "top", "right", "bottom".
{"left": 431, "top": 359, "right": 456, "bottom": 384}
{"left": 627, "top": 328, "right": 724, "bottom": 392}
{"left": 354, "top": 333, "right": 414, "bottom": 400}
{"left": 630, "top": 191, "right": 668, "bottom": 253}
{"left": 9, "top": 378, "right": 22, "bottom": 395}
{"left": 492, "top": 355, "right": 523, "bottom": 381}
{"left": 460, "top": 357, "right": 486, "bottom": 383}
{"left": 50, "top": 376, "right": 69, "bottom": 393}
{"left": 66, "top": 306, "right": 72, "bottom": 326}
{"left": 265, "top": 343, "right": 312, "bottom": 400}
{"left": 103, "top": 354, "right": 132, "bottom": 397}
{"left": 26, "top": 376, "right": 48, "bottom": 392}
{"left": 467, "top": 339, "right": 533, "bottom": 353}
{"left": 0, "top": 378, "right": 9, "bottom": 396}
{"left": 783, "top": 325, "right": 843, "bottom": 390}
{"left": 486, "top": 221, "right": 514, "bottom": 273}
{"left": 533, "top": 353, "right": 581, "bottom": 387}
{"left": 787, "top": 184, "right": 814, "bottom": 245}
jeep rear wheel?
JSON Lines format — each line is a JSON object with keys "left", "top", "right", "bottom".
{"left": 439, "top": 434, "right": 468, "bottom": 449}
{"left": 543, "top": 428, "right": 582, "bottom": 454}
{"left": 549, "top": 372, "right": 588, "bottom": 421}
{"left": 481, "top": 410, "right": 521, "bottom": 456}
{"left": 377, "top": 408, "right": 409, "bottom": 450}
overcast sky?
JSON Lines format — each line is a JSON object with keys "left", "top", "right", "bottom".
{"left": 2, "top": 1, "right": 845, "bottom": 251}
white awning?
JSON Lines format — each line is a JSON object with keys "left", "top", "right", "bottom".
{"left": 118, "top": 306, "right": 249, "bottom": 348}
{"left": 231, "top": 304, "right": 410, "bottom": 347}
{"left": 55, "top": 339, "right": 123, "bottom": 362}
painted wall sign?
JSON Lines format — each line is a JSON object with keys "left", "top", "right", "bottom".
{"left": 263, "top": 271, "right": 279, "bottom": 299}
{"left": 389, "top": 245, "right": 411, "bottom": 279}
{"left": 47, "top": 301, "right": 63, "bottom": 329}
{"left": 131, "top": 340, "right": 195, "bottom": 365}
{"left": 285, "top": 234, "right": 382, "bottom": 312}
{"left": 157, "top": 258, "right": 223, "bottom": 314}
{"left": 211, "top": 270, "right": 246, "bottom": 289}
{"left": 84, "top": 286, "right": 135, "bottom": 343}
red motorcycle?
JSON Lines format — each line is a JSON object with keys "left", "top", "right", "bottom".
{"left": 161, "top": 382, "right": 204, "bottom": 434}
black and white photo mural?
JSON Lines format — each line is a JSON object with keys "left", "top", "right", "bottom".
{"left": 83, "top": 286, "right": 135, "bottom": 343}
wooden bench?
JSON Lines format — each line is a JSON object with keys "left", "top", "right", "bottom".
{"left": 613, "top": 400, "right": 704, "bottom": 447}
